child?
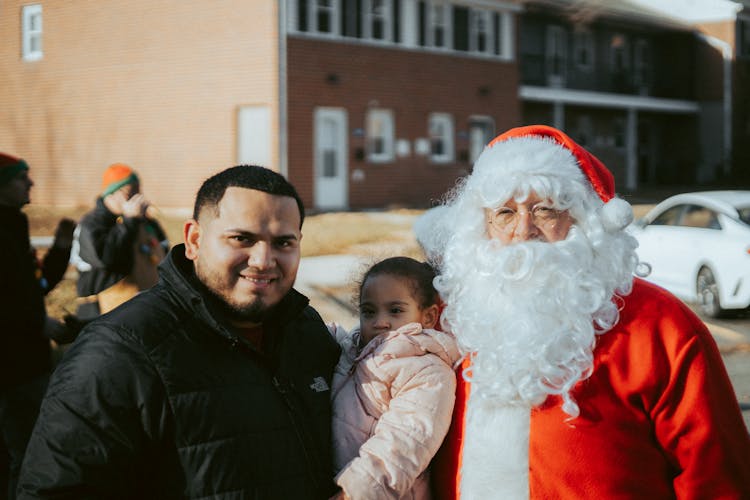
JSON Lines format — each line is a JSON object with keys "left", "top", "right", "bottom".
{"left": 330, "top": 257, "right": 460, "bottom": 499}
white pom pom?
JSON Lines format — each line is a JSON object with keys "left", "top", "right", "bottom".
{"left": 414, "top": 205, "right": 451, "bottom": 263}
{"left": 599, "top": 197, "right": 633, "bottom": 232}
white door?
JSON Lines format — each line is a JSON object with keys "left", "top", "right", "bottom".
{"left": 237, "top": 106, "right": 271, "bottom": 167}
{"left": 314, "top": 108, "right": 348, "bottom": 210}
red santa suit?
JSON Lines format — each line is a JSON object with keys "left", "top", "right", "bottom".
{"left": 432, "top": 278, "right": 750, "bottom": 499}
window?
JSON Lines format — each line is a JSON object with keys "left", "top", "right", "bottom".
{"left": 680, "top": 205, "right": 720, "bottom": 230}
{"left": 449, "top": 6, "right": 511, "bottom": 58}
{"left": 610, "top": 33, "right": 629, "bottom": 73}
{"left": 427, "top": 1, "right": 451, "bottom": 48}
{"left": 314, "top": 0, "right": 338, "bottom": 35}
{"left": 366, "top": 109, "right": 394, "bottom": 162}
{"left": 22, "top": 4, "right": 43, "bottom": 61}
{"left": 469, "top": 9, "right": 492, "bottom": 54}
{"left": 292, "top": 0, "right": 340, "bottom": 34}
{"left": 546, "top": 25, "right": 567, "bottom": 86}
{"left": 364, "top": 0, "right": 392, "bottom": 41}
{"left": 468, "top": 116, "right": 494, "bottom": 163}
{"left": 650, "top": 206, "right": 682, "bottom": 226}
{"left": 429, "top": 113, "right": 454, "bottom": 163}
{"left": 634, "top": 38, "right": 650, "bottom": 88}
{"left": 574, "top": 30, "right": 594, "bottom": 71}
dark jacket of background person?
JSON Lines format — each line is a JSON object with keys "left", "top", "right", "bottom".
{"left": 0, "top": 206, "right": 69, "bottom": 390}
{"left": 18, "top": 244, "right": 341, "bottom": 499}
{"left": 75, "top": 196, "right": 168, "bottom": 298}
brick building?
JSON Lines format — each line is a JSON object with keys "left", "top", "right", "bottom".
{"left": 0, "top": 0, "right": 746, "bottom": 211}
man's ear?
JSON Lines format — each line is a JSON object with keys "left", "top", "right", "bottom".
{"left": 421, "top": 304, "right": 440, "bottom": 330}
{"left": 184, "top": 219, "right": 200, "bottom": 261}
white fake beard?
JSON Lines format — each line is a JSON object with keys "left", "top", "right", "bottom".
{"left": 436, "top": 226, "right": 623, "bottom": 418}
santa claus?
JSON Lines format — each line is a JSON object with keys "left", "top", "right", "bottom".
{"left": 416, "top": 125, "right": 750, "bottom": 499}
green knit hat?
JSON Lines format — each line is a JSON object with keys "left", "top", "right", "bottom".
{"left": 0, "top": 153, "right": 29, "bottom": 186}
{"left": 102, "top": 163, "right": 139, "bottom": 197}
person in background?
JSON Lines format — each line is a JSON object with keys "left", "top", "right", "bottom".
{"left": 415, "top": 125, "right": 750, "bottom": 499}
{"left": 18, "top": 165, "right": 341, "bottom": 499}
{"left": 72, "top": 163, "right": 168, "bottom": 319}
{"left": 0, "top": 153, "right": 75, "bottom": 500}
{"left": 329, "top": 257, "right": 459, "bottom": 499}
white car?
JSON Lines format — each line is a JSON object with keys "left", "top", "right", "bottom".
{"left": 629, "top": 190, "right": 750, "bottom": 318}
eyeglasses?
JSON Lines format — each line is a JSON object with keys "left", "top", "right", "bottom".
{"left": 487, "top": 204, "right": 567, "bottom": 230}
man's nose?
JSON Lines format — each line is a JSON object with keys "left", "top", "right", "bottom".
{"left": 247, "top": 242, "right": 274, "bottom": 268}
{"left": 514, "top": 210, "right": 540, "bottom": 241}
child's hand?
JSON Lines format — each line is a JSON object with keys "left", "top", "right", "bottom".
{"left": 328, "top": 490, "right": 346, "bottom": 500}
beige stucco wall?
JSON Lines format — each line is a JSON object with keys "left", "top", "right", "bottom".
{"left": 0, "top": 0, "right": 279, "bottom": 208}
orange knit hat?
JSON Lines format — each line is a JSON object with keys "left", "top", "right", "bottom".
{"left": 101, "top": 163, "right": 138, "bottom": 197}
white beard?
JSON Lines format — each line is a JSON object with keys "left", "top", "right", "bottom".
{"left": 437, "top": 226, "right": 625, "bottom": 416}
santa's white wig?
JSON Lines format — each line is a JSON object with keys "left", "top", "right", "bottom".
{"left": 417, "top": 125, "right": 639, "bottom": 418}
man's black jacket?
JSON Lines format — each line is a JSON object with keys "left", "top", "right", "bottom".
{"left": 18, "top": 244, "right": 341, "bottom": 499}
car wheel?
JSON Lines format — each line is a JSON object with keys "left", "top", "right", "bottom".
{"left": 697, "top": 267, "right": 724, "bottom": 318}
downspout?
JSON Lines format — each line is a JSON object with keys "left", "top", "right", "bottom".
{"left": 698, "top": 34, "right": 732, "bottom": 177}
{"left": 278, "top": 0, "right": 289, "bottom": 177}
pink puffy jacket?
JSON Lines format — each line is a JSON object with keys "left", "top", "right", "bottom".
{"left": 330, "top": 322, "right": 461, "bottom": 500}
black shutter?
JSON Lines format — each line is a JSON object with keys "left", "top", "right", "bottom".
{"left": 298, "top": 0, "right": 308, "bottom": 32}
{"left": 453, "top": 6, "right": 468, "bottom": 51}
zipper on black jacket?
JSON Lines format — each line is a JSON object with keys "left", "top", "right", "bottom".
{"left": 272, "top": 375, "right": 324, "bottom": 495}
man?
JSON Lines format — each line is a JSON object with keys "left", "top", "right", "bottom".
{"left": 416, "top": 125, "right": 750, "bottom": 498}
{"left": 73, "top": 162, "right": 168, "bottom": 319}
{"left": 0, "top": 153, "right": 74, "bottom": 499}
{"left": 18, "top": 165, "right": 341, "bottom": 498}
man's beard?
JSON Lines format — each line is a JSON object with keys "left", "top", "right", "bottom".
{"left": 208, "top": 290, "right": 267, "bottom": 324}
{"left": 436, "top": 226, "right": 630, "bottom": 418}
{"left": 194, "top": 267, "right": 270, "bottom": 325}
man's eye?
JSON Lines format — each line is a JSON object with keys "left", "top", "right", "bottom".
{"left": 532, "top": 206, "right": 560, "bottom": 221}
{"left": 492, "top": 208, "right": 517, "bottom": 224}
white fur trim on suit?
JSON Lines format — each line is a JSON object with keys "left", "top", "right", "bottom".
{"left": 460, "top": 391, "right": 531, "bottom": 500}
{"left": 473, "top": 137, "right": 584, "bottom": 185}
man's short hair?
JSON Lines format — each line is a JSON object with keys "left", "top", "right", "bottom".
{"left": 193, "top": 165, "right": 305, "bottom": 226}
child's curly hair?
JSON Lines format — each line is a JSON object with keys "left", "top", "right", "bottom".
{"left": 358, "top": 256, "right": 439, "bottom": 309}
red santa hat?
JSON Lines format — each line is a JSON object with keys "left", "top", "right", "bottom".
{"left": 477, "top": 125, "right": 632, "bottom": 232}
